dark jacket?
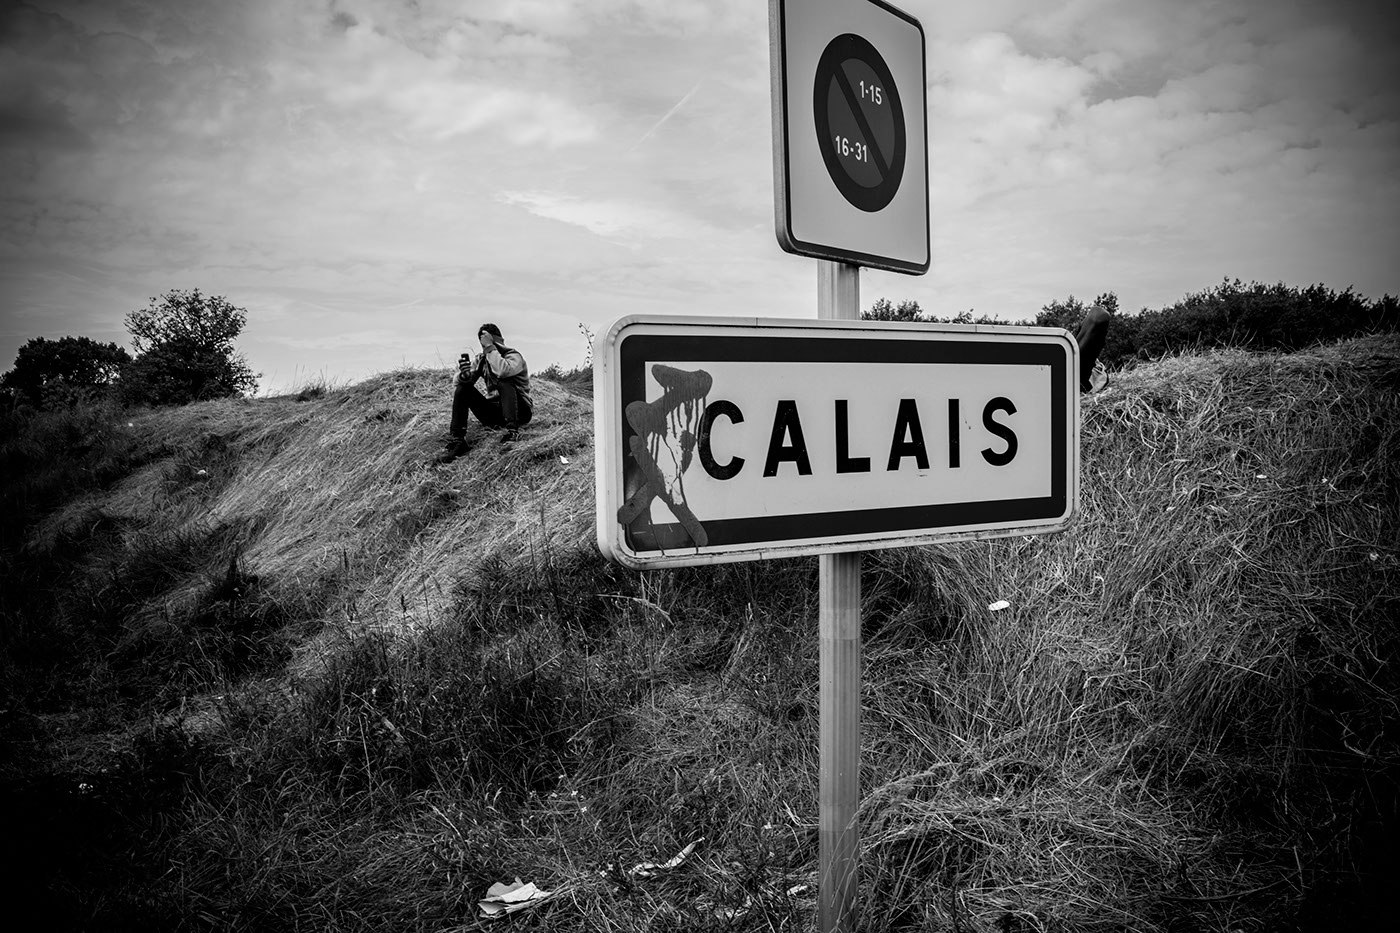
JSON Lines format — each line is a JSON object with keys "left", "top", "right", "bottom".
{"left": 457, "top": 343, "right": 531, "bottom": 410}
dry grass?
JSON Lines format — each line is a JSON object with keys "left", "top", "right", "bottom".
{"left": 2, "top": 338, "right": 1397, "bottom": 931}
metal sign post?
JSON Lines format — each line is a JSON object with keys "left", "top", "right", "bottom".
{"left": 817, "top": 260, "right": 861, "bottom": 933}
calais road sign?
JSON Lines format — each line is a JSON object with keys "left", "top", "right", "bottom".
{"left": 595, "top": 316, "right": 1079, "bottom": 568}
{"left": 771, "top": 0, "right": 928, "bottom": 274}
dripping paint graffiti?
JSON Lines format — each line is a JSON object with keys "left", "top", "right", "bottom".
{"left": 618, "top": 364, "right": 713, "bottom": 549}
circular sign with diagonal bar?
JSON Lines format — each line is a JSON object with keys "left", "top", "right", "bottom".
{"left": 814, "top": 33, "right": 905, "bottom": 212}
{"left": 770, "top": 0, "right": 928, "bottom": 274}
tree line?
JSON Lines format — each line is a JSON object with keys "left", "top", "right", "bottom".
{"left": 866, "top": 278, "right": 1398, "bottom": 369}
{"left": 5, "top": 278, "right": 1397, "bottom": 412}
{"left": 1, "top": 289, "right": 257, "bottom": 410}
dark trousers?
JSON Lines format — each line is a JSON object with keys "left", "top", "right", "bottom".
{"left": 1074, "top": 305, "right": 1111, "bottom": 392}
{"left": 451, "top": 381, "right": 531, "bottom": 437}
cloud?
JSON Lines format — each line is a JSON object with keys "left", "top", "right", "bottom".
{"left": 275, "top": 9, "right": 597, "bottom": 146}
{"left": 377, "top": 78, "right": 596, "bottom": 145}
{"left": 269, "top": 327, "right": 414, "bottom": 351}
{"left": 932, "top": 33, "right": 1095, "bottom": 144}
{"left": 329, "top": 10, "right": 358, "bottom": 33}
{"left": 0, "top": 9, "right": 92, "bottom": 151}
{"left": 451, "top": 0, "right": 760, "bottom": 39}
{"left": 0, "top": 96, "right": 90, "bottom": 151}
{"left": 498, "top": 190, "right": 689, "bottom": 239}
{"left": 3, "top": 0, "right": 1397, "bottom": 394}
{"left": 902, "top": 0, "right": 1400, "bottom": 323}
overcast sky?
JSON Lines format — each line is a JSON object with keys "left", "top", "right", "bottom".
{"left": 3, "top": 0, "right": 1398, "bottom": 394}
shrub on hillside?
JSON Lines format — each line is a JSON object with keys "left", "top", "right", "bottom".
{"left": 121, "top": 289, "right": 258, "bottom": 406}
{"left": 0, "top": 398, "right": 143, "bottom": 550}
{"left": 535, "top": 361, "right": 591, "bottom": 393}
{"left": 872, "top": 281, "right": 1399, "bottom": 371}
{"left": 0, "top": 335, "right": 130, "bottom": 409}
{"left": 1131, "top": 279, "right": 1398, "bottom": 361}
{"left": 120, "top": 339, "right": 256, "bottom": 407}
{"left": 864, "top": 297, "right": 932, "bottom": 322}
{"left": 865, "top": 297, "right": 1024, "bottom": 327}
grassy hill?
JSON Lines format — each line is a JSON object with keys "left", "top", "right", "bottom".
{"left": 2, "top": 336, "right": 1397, "bottom": 931}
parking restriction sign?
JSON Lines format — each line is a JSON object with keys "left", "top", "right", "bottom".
{"left": 770, "top": 0, "right": 929, "bottom": 274}
{"left": 815, "top": 32, "right": 906, "bottom": 212}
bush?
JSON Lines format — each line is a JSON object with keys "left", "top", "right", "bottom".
{"left": 1131, "top": 280, "right": 1398, "bottom": 362}
{"left": 120, "top": 340, "right": 256, "bottom": 407}
{"left": 0, "top": 336, "right": 130, "bottom": 408}
{"left": 121, "top": 290, "right": 258, "bottom": 406}
{"left": 0, "top": 398, "right": 143, "bottom": 550}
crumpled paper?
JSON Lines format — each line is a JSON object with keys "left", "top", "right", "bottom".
{"left": 628, "top": 838, "right": 702, "bottom": 878}
{"left": 478, "top": 878, "right": 554, "bottom": 919}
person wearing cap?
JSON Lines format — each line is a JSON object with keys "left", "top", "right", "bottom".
{"left": 440, "top": 323, "right": 532, "bottom": 461}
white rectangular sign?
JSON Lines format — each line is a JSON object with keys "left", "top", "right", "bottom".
{"left": 595, "top": 316, "right": 1079, "bottom": 568}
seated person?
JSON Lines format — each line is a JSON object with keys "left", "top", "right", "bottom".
{"left": 441, "top": 323, "right": 532, "bottom": 460}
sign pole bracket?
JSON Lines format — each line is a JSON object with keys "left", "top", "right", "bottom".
{"left": 817, "top": 259, "right": 861, "bottom": 932}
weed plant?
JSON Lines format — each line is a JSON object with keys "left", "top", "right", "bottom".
{"left": 1, "top": 340, "right": 1396, "bottom": 931}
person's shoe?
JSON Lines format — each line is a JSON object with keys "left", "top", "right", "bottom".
{"left": 1088, "top": 360, "right": 1109, "bottom": 394}
{"left": 499, "top": 428, "right": 519, "bottom": 445}
{"left": 437, "top": 439, "right": 469, "bottom": 462}
{"left": 1081, "top": 361, "right": 1109, "bottom": 394}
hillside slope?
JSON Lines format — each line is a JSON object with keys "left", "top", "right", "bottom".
{"left": 3, "top": 337, "right": 1397, "bottom": 932}
{"left": 27, "top": 368, "right": 596, "bottom": 640}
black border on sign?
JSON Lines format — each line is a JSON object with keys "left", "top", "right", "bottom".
{"left": 617, "top": 333, "right": 1069, "bottom": 554}
{"left": 770, "top": 0, "right": 929, "bottom": 275}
